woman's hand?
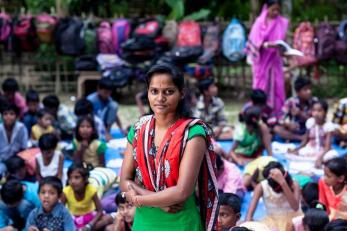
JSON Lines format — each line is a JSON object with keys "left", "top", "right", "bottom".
{"left": 124, "top": 183, "right": 139, "bottom": 205}
{"left": 269, "top": 168, "right": 286, "bottom": 185}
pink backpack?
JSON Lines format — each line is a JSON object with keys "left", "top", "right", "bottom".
{"left": 176, "top": 20, "right": 202, "bottom": 47}
{"left": 97, "top": 21, "right": 115, "bottom": 54}
{"left": 111, "top": 19, "right": 130, "bottom": 55}
{"left": 0, "top": 12, "right": 11, "bottom": 42}
{"left": 35, "top": 13, "right": 57, "bottom": 43}
{"left": 13, "top": 15, "right": 39, "bottom": 52}
{"left": 292, "top": 22, "right": 317, "bottom": 67}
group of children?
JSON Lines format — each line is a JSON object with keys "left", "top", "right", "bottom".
{"left": 0, "top": 74, "right": 347, "bottom": 231}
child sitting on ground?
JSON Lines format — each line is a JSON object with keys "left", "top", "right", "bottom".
{"left": 319, "top": 157, "right": 347, "bottom": 220}
{"left": 26, "top": 176, "right": 76, "bottom": 231}
{"left": 31, "top": 109, "right": 55, "bottom": 141}
{"left": 61, "top": 162, "right": 111, "bottom": 230}
{"left": 288, "top": 100, "right": 337, "bottom": 168}
{"left": 73, "top": 116, "right": 106, "bottom": 167}
{"left": 217, "top": 193, "right": 242, "bottom": 230}
{"left": 274, "top": 76, "right": 317, "bottom": 141}
{"left": 35, "top": 133, "right": 64, "bottom": 181}
{"left": 324, "top": 219, "right": 347, "bottom": 230}
{"left": 0, "top": 104, "right": 28, "bottom": 163}
{"left": 302, "top": 206, "right": 329, "bottom": 231}
{"left": 246, "top": 161, "right": 301, "bottom": 231}
{"left": 1, "top": 78, "right": 27, "bottom": 118}
{"left": 228, "top": 106, "right": 272, "bottom": 166}
{"left": 23, "top": 89, "right": 40, "bottom": 135}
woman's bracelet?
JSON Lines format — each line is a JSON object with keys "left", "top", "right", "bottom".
{"left": 134, "top": 195, "right": 142, "bottom": 207}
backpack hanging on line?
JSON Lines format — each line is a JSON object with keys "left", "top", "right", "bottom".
{"left": 198, "top": 23, "right": 220, "bottom": 64}
{"left": 335, "top": 19, "right": 347, "bottom": 64}
{"left": 222, "top": 18, "right": 246, "bottom": 62}
{"left": 134, "top": 19, "right": 161, "bottom": 39}
{"left": 292, "top": 21, "right": 317, "bottom": 67}
{"left": 97, "top": 21, "right": 115, "bottom": 54}
{"left": 35, "top": 13, "right": 57, "bottom": 43}
{"left": 13, "top": 15, "right": 39, "bottom": 52}
{"left": 316, "top": 22, "right": 336, "bottom": 61}
{"left": 0, "top": 12, "right": 11, "bottom": 43}
{"left": 82, "top": 20, "right": 97, "bottom": 55}
{"left": 111, "top": 19, "right": 130, "bottom": 56}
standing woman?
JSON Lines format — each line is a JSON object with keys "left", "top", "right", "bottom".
{"left": 247, "top": 0, "right": 289, "bottom": 117}
{"left": 120, "top": 63, "right": 219, "bottom": 231}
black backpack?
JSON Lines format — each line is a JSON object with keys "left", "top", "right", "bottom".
{"left": 103, "top": 66, "right": 133, "bottom": 88}
{"left": 54, "top": 17, "right": 85, "bottom": 56}
{"left": 75, "top": 55, "right": 98, "bottom": 71}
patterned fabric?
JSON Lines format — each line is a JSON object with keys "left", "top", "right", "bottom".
{"left": 333, "top": 97, "right": 347, "bottom": 125}
{"left": 193, "top": 95, "right": 227, "bottom": 128}
{"left": 319, "top": 178, "right": 347, "bottom": 220}
{"left": 25, "top": 202, "right": 76, "bottom": 231}
{"left": 132, "top": 115, "right": 219, "bottom": 230}
{"left": 57, "top": 104, "right": 77, "bottom": 134}
{"left": 280, "top": 96, "right": 318, "bottom": 132}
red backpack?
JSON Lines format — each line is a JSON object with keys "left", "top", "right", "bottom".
{"left": 292, "top": 22, "right": 317, "bottom": 66}
{"left": 35, "top": 13, "right": 57, "bottom": 43}
{"left": 14, "top": 15, "right": 39, "bottom": 52}
{"left": 134, "top": 19, "right": 161, "bottom": 38}
{"left": 97, "top": 21, "right": 115, "bottom": 54}
{"left": 316, "top": 22, "right": 336, "bottom": 61}
{"left": 0, "top": 12, "right": 11, "bottom": 43}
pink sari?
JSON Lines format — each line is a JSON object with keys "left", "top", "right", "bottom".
{"left": 247, "top": 5, "right": 289, "bottom": 117}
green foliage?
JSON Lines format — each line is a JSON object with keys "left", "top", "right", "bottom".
{"left": 184, "top": 9, "right": 210, "bottom": 21}
{"left": 25, "top": 0, "right": 55, "bottom": 14}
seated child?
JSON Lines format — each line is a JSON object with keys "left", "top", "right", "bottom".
{"left": 74, "top": 98, "right": 107, "bottom": 141}
{"left": 26, "top": 176, "right": 76, "bottom": 231}
{"left": 229, "top": 106, "right": 272, "bottom": 166}
{"left": 72, "top": 116, "right": 106, "bottom": 167}
{"left": 61, "top": 162, "right": 111, "bottom": 230}
{"left": 35, "top": 133, "right": 64, "bottom": 181}
{"left": 23, "top": 89, "right": 40, "bottom": 135}
{"left": 242, "top": 156, "right": 277, "bottom": 190}
{"left": 319, "top": 157, "right": 347, "bottom": 220}
{"left": 217, "top": 193, "right": 242, "bottom": 231}
{"left": 325, "top": 219, "right": 347, "bottom": 231}
{"left": 246, "top": 161, "right": 302, "bottom": 231}
{"left": 301, "top": 206, "right": 329, "bottom": 231}
{"left": 105, "top": 192, "right": 136, "bottom": 231}
{"left": 274, "top": 77, "right": 318, "bottom": 141}
{"left": 288, "top": 100, "right": 337, "bottom": 168}
{"left": 31, "top": 109, "right": 55, "bottom": 141}
{"left": 216, "top": 155, "right": 246, "bottom": 198}
{"left": 87, "top": 78, "right": 125, "bottom": 137}
{"left": 192, "top": 78, "right": 233, "bottom": 139}
{"left": 0, "top": 104, "right": 28, "bottom": 162}
{"left": 1, "top": 78, "right": 27, "bottom": 117}
{"left": 0, "top": 179, "right": 39, "bottom": 230}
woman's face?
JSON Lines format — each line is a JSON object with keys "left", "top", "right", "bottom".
{"left": 268, "top": 3, "right": 280, "bottom": 19}
{"left": 78, "top": 120, "right": 93, "bottom": 140}
{"left": 148, "top": 73, "right": 183, "bottom": 116}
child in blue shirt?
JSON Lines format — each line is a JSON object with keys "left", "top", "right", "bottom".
{"left": 26, "top": 176, "right": 75, "bottom": 231}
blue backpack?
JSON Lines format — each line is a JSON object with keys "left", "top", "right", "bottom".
{"left": 222, "top": 18, "right": 246, "bottom": 62}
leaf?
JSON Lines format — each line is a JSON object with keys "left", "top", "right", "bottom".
{"left": 167, "top": 0, "right": 185, "bottom": 20}
{"left": 184, "top": 9, "right": 210, "bottom": 21}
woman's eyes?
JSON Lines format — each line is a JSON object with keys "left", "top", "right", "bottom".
{"left": 150, "top": 89, "right": 175, "bottom": 95}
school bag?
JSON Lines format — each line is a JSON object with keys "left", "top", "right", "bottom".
{"left": 97, "top": 21, "right": 115, "bottom": 54}
{"left": 292, "top": 21, "right": 317, "bottom": 66}
{"left": 338, "top": 19, "right": 347, "bottom": 43}
{"left": 198, "top": 23, "right": 220, "bottom": 64}
{"left": 222, "top": 18, "right": 246, "bottom": 62}
{"left": 102, "top": 66, "right": 133, "bottom": 88}
{"left": 171, "top": 20, "right": 203, "bottom": 63}
{"left": 13, "top": 15, "right": 39, "bottom": 52}
{"left": 316, "top": 22, "right": 336, "bottom": 61}
{"left": 35, "top": 13, "right": 57, "bottom": 43}
{"left": 54, "top": 17, "right": 85, "bottom": 56}
{"left": 111, "top": 19, "right": 130, "bottom": 56}
{"left": 75, "top": 55, "right": 98, "bottom": 71}
{"left": 134, "top": 18, "right": 161, "bottom": 39}
{"left": 82, "top": 20, "right": 97, "bottom": 55}
{"left": 335, "top": 20, "right": 347, "bottom": 64}
{"left": 0, "top": 12, "right": 11, "bottom": 43}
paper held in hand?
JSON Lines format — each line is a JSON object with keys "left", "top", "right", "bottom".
{"left": 274, "top": 40, "right": 304, "bottom": 56}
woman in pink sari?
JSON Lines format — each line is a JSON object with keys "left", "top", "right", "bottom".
{"left": 247, "top": 0, "right": 289, "bottom": 117}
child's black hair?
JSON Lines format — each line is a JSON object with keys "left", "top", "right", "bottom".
{"left": 2, "top": 78, "right": 19, "bottom": 92}
{"left": 75, "top": 115, "right": 98, "bottom": 142}
{"left": 218, "top": 193, "right": 242, "bottom": 214}
{"left": 243, "top": 106, "right": 261, "bottom": 129}
{"left": 197, "top": 78, "right": 214, "bottom": 95}
{"left": 263, "top": 161, "right": 293, "bottom": 193}
{"left": 325, "top": 157, "right": 347, "bottom": 182}
{"left": 42, "top": 95, "right": 60, "bottom": 109}
{"left": 0, "top": 179, "right": 24, "bottom": 204}
{"left": 98, "top": 78, "right": 113, "bottom": 91}
{"left": 1, "top": 103, "right": 20, "bottom": 116}
{"left": 303, "top": 208, "right": 329, "bottom": 231}
{"left": 231, "top": 227, "right": 252, "bottom": 231}
{"left": 216, "top": 155, "right": 224, "bottom": 172}
{"left": 294, "top": 76, "right": 311, "bottom": 92}
{"left": 67, "top": 162, "right": 90, "bottom": 181}
{"left": 39, "top": 176, "right": 63, "bottom": 195}
{"left": 250, "top": 89, "right": 267, "bottom": 105}
{"left": 25, "top": 89, "right": 39, "bottom": 103}
{"left": 36, "top": 108, "right": 53, "bottom": 119}
{"left": 302, "top": 182, "right": 319, "bottom": 207}
{"left": 115, "top": 192, "right": 127, "bottom": 206}
{"left": 325, "top": 219, "right": 347, "bottom": 231}
{"left": 74, "top": 98, "right": 94, "bottom": 117}
{"left": 4, "top": 156, "right": 26, "bottom": 176}
{"left": 39, "top": 133, "right": 58, "bottom": 151}
{"left": 313, "top": 99, "right": 329, "bottom": 113}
